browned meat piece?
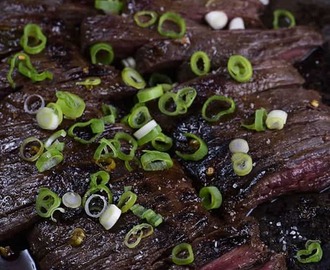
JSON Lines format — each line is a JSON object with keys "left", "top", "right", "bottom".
{"left": 135, "top": 26, "right": 322, "bottom": 74}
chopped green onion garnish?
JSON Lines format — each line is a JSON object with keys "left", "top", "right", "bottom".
{"left": 62, "top": 192, "right": 82, "bottom": 209}
{"left": 124, "top": 223, "right": 154, "bottom": 248}
{"left": 172, "top": 243, "right": 194, "bottom": 265}
{"left": 84, "top": 194, "right": 108, "bottom": 218}
{"left": 24, "top": 94, "right": 45, "bottom": 114}
{"left": 241, "top": 108, "right": 267, "bottom": 131}
{"left": 151, "top": 133, "right": 173, "bottom": 152}
{"left": 175, "top": 133, "right": 208, "bottom": 161}
{"left": 137, "top": 85, "right": 164, "bottom": 103}
{"left": 158, "top": 92, "right": 185, "bottom": 116}
{"left": 131, "top": 204, "right": 163, "bottom": 227}
{"left": 36, "top": 106, "right": 62, "bottom": 130}
{"left": 125, "top": 157, "right": 141, "bottom": 172}
{"left": 82, "top": 185, "right": 113, "bottom": 207}
{"left": 231, "top": 152, "right": 253, "bottom": 176}
{"left": 229, "top": 138, "right": 249, "bottom": 154}
{"left": 158, "top": 12, "right": 186, "bottom": 39}
{"left": 55, "top": 91, "right": 86, "bottom": 119}
{"left": 101, "top": 103, "right": 117, "bottom": 124}
{"left": 296, "top": 240, "right": 323, "bottom": 264}
{"left": 20, "top": 23, "right": 47, "bottom": 54}
{"left": 227, "top": 55, "right": 253, "bottom": 83}
{"left": 19, "top": 137, "right": 44, "bottom": 162}
{"left": 190, "top": 51, "right": 211, "bottom": 76}
{"left": 134, "top": 11, "right": 158, "bottom": 28}
{"left": 90, "top": 43, "right": 114, "bottom": 65}
{"left": 140, "top": 150, "right": 173, "bottom": 171}
{"left": 199, "top": 186, "right": 222, "bottom": 210}
{"left": 99, "top": 204, "right": 122, "bottom": 230}
{"left": 121, "top": 67, "right": 146, "bottom": 89}
{"left": 176, "top": 87, "right": 197, "bottom": 109}
{"left": 36, "top": 187, "right": 61, "bottom": 219}
{"left": 93, "top": 138, "right": 119, "bottom": 161}
{"left": 68, "top": 119, "right": 105, "bottom": 144}
{"left": 273, "top": 9, "right": 296, "bottom": 29}
{"left": 90, "top": 170, "right": 110, "bottom": 188}
{"left": 76, "top": 77, "right": 101, "bottom": 89}
{"left": 202, "top": 95, "right": 236, "bottom": 122}
{"left": 128, "top": 104, "right": 152, "bottom": 129}
{"left": 117, "top": 191, "right": 137, "bottom": 213}
{"left": 265, "top": 109, "right": 288, "bottom": 130}
{"left": 44, "top": 129, "right": 66, "bottom": 151}
{"left": 94, "top": 0, "right": 124, "bottom": 14}
{"left": 133, "top": 120, "right": 162, "bottom": 145}
{"left": 114, "top": 132, "right": 138, "bottom": 161}
{"left": 36, "top": 149, "right": 64, "bottom": 172}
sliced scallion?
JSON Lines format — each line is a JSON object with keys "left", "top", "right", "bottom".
{"left": 36, "top": 149, "right": 64, "bottom": 172}
{"left": 55, "top": 91, "right": 85, "bottom": 119}
{"left": 114, "top": 132, "right": 138, "bottom": 161}
{"left": 19, "top": 137, "right": 44, "bottom": 162}
{"left": 140, "top": 150, "right": 173, "bottom": 171}
{"left": 190, "top": 51, "right": 211, "bottom": 76}
{"left": 265, "top": 109, "right": 288, "bottom": 130}
{"left": 176, "top": 87, "right": 197, "bottom": 109}
{"left": 229, "top": 138, "right": 249, "bottom": 154}
{"left": 68, "top": 119, "right": 105, "bottom": 144}
{"left": 76, "top": 77, "right": 101, "bottom": 89}
{"left": 84, "top": 194, "right": 107, "bottom": 218}
{"left": 117, "top": 191, "right": 137, "bottom": 213}
{"left": 124, "top": 223, "right": 154, "bottom": 248}
{"left": 202, "top": 95, "right": 236, "bottom": 122}
{"left": 90, "top": 43, "right": 114, "bottom": 65}
{"left": 227, "top": 55, "right": 253, "bottom": 83}
{"left": 20, "top": 23, "right": 47, "bottom": 54}
{"left": 172, "top": 243, "right": 194, "bottom": 265}
{"left": 231, "top": 152, "right": 253, "bottom": 176}
{"left": 151, "top": 133, "right": 173, "bottom": 152}
{"left": 121, "top": 67, "right": 146, "bottom": 89}
{"left": 137, "top": 85, "right": 164, "bottom": 103}
{"left": 158, "top": 12, "right": 186, "bottom": 39}
{"left": 199, "top": 186, "right": 222, "bottom": 210}
{"left": 94, "top": 0, "right": 124, "bottom": 14}
{"left": 44, "top": 129, "right": 66, "bottom": 151}
{"left": 273, "top": 9, "right": 296, "bottom": 29}
{"left": 241, "top": 108, "right": 267, "bottom": 131}
{"left": 134, "top": 11, "right": 158, "bottom": 28}
{"left": 175, "top": 133, "right": 208, "bottom": 161}
{"left": 90, "top": 170, "right": 110, "bottom": 188}
{"left": 101, "top": 103, "right": 117, "bottom": 124}
{"left": 36, "top": 187, "right": 61, "bottom": 219}
{"left": 24, "top": 94, "right": 45, "bottom": 114}
{"left": 131, "top": 204, "right": 163, "bottom": 227}
{"left": 62, "top": 192, "right": 82, "bottom": 209}
{"left": 128, "top": 104, "right": 152, "bottom": 129}
{"left": 296, "top": 240, "right": 323, "bottom": 264}
{"left": 99, "top": 204, "right": 122, "bottom": 230}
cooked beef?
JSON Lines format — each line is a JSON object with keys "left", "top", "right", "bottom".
{"left": 252, "top": 191, "right": 330, "bottom": 269}
{"left": 124, "top": 0, "right": 264, "bottom": 28}
{"left": 135, "top": 26, "right": 322, "bottom": 74}
{"left": 173, "top": 87, "right": 330, "bottom": 221}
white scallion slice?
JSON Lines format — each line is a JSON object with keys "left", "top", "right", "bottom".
{"left": 24, "top": 94, "right": 45, "bottom": 114}
{"left": 229, "top": 138, "right": 249, "bottom": 154}
{"left": 133, "top": 119, "right": 158, "bottom": 140}
{"left": 121, "top": 57, "right": 136, "bottom": 69}
{"left": 229, "top": 17, "right": 245, "bottom": 30}
{"left": 266, "top": 109, "right": 288, "bottom": 130}
{"left": 62, "top": 192, "right": 82, "bottom": 209}
{"left": 205, "top": 11, "right": 228, "bottom": 30}
{"left": 84, "top": 194, "right": 107, "bottom": 218}
{"left": 99, "top": 204, "right": 122, "bottom": 230}
{"left": 36, "top": 107, "right": 61, "bottom": 130}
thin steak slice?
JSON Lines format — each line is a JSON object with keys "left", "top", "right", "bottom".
{"left": 135, "top": 26, "right": 322, "bottom": 74}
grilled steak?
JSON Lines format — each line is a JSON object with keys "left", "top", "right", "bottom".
{"left": 0, "top": 0, "right": 329, "bottom": 269}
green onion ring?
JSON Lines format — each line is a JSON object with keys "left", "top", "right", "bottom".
{"left": 130, "top": 204, "right": 163, "bottom": 227}
{"left": 202, "top": 95, "right": 236, "bottom": 122}
{"left": 190, "top": 51, "right": 211, "bottom": 76}
{"left": 117, "top": 191, "right": 137, "bottom": 213}
{"left": 158, "top": 12, "right": 186, "bottom": 39}
{"left": 134, "top": 11, "right": 158, "bottom": 28}
{"left": 90, "top": 170, "right": 110, "bottom": 188}
{"left": 90, "top": 43, "right": 114, "bottom": 65}
{"left": 175, "top": 133, "right": 208, "bottom": 161}
{"left": 76, "top": 77, "right": 101, "bottom": 88}
{"left": 128, "top": 104, "right": 152, "bottom": 129}
{"left": 137, "top": 85, "right": 164, "bottom": 103}
{"left": 19, "top": 137, "right": 44, "bottom": 162}
{"left": 241, "top": 108, "right": 267, "bottom": 132}
{"left": 176, "top": 87, "right": 197, "bottom": 109}
{"left": 82, "top": 185, "right": 113, "bottom": 206}
{"left": 121, "top": 67, "right": 146, "bottom": 89}
{"left": 158, "top": 92, "right": 187, "bottom": 116}
{"left": 124, "top": 223, "right": 154, "bottom": 248}
{"left": 36, "top": 187, "right": 61, "bottom": 219}
{"left": 273, "top": 9, "right": 296, "bottom": 29}
{"left": 227, "top": 55, "right": 253, "bottom": 83}
{"left": 93, "top": 138, "right": 119, "bottom": 160}
{"left": 172, "top": 243, "right": 194, "bottom": 265}
{"left": 137, "top": 124, "right": 162, "bottom": 146}
{"left": 68, "top": 119, "right": 105, "bottom": 144}
{"left": 44, "top": 129, "right": 66, "bottom": 151}
{"left": 124, "top": 157, "right": 141, "bottom": 172}
{"left": 94, "top": 0, "right": 124, "bottom": 14}
{"left": 231, "top": 152, "right": 253, "bottom": 176}
{"left": 36, "top": 149, "right": 64, "bottom": 172}
{"left": 296, "top": 240, "right": 323, "bottom": 264}
{"left": 20, "top": 23, "right": 47, "bottom": 54}
{"left": 140, "top": 150, "right": 173, "bottom": 171}
{"left": 199, "top": 186, "right": 222, "bottom": 210}
{"left": 114, "top": 132, "right": 138, "bottom": 161}
{"left": 101, "top": 104, "right": 117, "bottom": 124}
{"left": 151, "top": 133, "right": 173, "bottom": 152}
{"left": 55, "top": 91, "right": 86, "bottom": 119}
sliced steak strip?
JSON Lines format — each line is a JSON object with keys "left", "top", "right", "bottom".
{"left": 173, "top": 87, "right": 330, "bottom": 221}
{"left": 135, "top": 26, "right": 322, "bottom": 74}
{"left": 124, "top": 0, "right": 264, "bottom": 27}
{"left": 27, "top": 162, "right": 221, "bottom": 270}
